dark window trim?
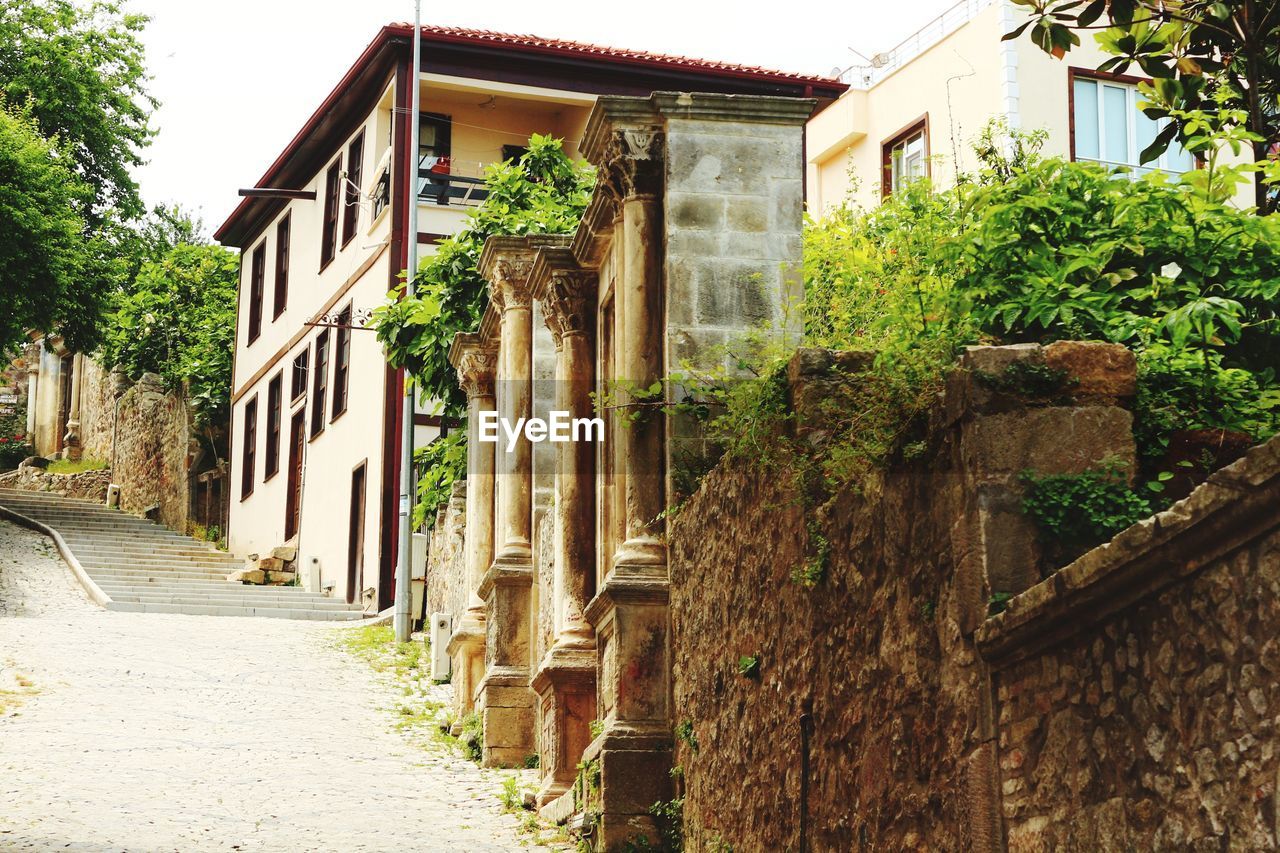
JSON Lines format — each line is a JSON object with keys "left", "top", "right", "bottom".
{"left": 264, "top": 371, "right": 283, "bottom": 481}
{"left": 290, "top": 346, "right": 309, "bottom": 403}
{"left": 272, "top": 214, "right": 290, "bottom": 320}
{"left": 310, "top": 329, "right": 330, "bottom": 440}
{"left": 320, "top": 159, "right": 341, "bottom": 270}
{"left": 247, "top": 243, "right": 266, "bottom": 343}
{"left": 331, "top": 303, "right": 353, "bottom": 422}
{"left": 240, "top": 395, "right": 258, "bottom": 500}
{"left": 1065, "top": 66, "right": 1202, "bottom": 169}
{"left": 342, "top": 131, "right": 364, "bottom": 248}
{"left": 880, "top": 113, "right": 930, "bottom": 200}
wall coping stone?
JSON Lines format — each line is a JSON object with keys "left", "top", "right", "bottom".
{"left": 976, "top": 433, "right": 1280, "bottom": 669}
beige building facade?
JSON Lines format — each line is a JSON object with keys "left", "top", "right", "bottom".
{"left": 807, "top": 0, "right": 1249, "bottom": 214}
{"left": 216, "top": 25, "right": 843, "bottom": 613}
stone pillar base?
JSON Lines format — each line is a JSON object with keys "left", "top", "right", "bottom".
{"left": 445, "top": 614, "right": 485, "bottom": 734}
{"left": 587, "top": 723, "right": 673, "bottom": 850}
{"left": 532, "top": 643, "right": 597, "bottom": 808}
{"left": 477, "top": 666, "right": 536, "bottom": 767}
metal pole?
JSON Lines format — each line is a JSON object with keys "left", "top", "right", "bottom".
{"left": 394, "top": 1, "right": 422, "bottom": 642}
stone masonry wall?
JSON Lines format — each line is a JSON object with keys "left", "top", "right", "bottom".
{"left": 111, "top": 373, "right": 192, "bottom": 532}
{"left": 78, "top": 357, "right": 118, "bottom": 463}
{"left": 425, "top": 480, "right": 468, "bottom": 629}
{"left": 668, "top": 340, "right": 1280, "bottom": 851}
{"left": 978, "top": 437, "right": 1280, "bottom": 850}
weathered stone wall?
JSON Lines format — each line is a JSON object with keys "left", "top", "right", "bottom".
{"left": 978, "top": 437, "right": 1280, "bottom": 851}
{"left": 77, "top": 357, "right": 118, "bottom": 463}
{"left": 668, "top": 341, "right": 1280, "bottom": 851}
{"left": 425, "top": 480, "right": 468, "bottom": 628}
{"left": 111, "top": 373, "right": 191, "bottom": 532}
{"left": 0, "top": 467, "right": 111, "bottom": 501}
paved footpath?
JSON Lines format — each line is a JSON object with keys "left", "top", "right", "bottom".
{"left": 0, "top": 519, "right": 547, "bottom": 852}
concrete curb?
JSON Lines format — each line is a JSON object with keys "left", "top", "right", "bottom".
{"left": 0, "top": 503, "right": 114, "bottom": 609}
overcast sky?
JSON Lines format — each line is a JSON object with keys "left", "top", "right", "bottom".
{"left": 128, "top": 0, "right": 954, "bottom": 234}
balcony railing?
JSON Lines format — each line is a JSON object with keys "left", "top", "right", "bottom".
{"left": 417, "top": 156, "right": 489, "bottom": 207}
{"left": 837, "top": 0, "right": 993, "bottom": 88}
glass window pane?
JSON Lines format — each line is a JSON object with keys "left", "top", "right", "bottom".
{"left": 1165, "top": 139, "right": 1196, "bottom": 172}
{"left": 1103, "top": 84, "right": 1129, "bottom": 164}
{"left": 1073, "top": 78, "right": 1099, "bottom": 160}
{"left": 1135, "top": 108, "right": 1160, "bottom": 163}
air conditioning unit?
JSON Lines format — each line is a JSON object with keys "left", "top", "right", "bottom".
{"left": 430, "top": 612, "right": 452, "bottom": 682}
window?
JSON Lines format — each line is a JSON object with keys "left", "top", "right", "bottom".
{"left": 265, "top": 372, "right": 282, "bottom": 479}
{"left": 247, "top": 243, "right": 265, "bottom": 343}
{"left": 311, "top": 329, "right": 330, "bottom": 438}
{"left": 501, "top": 144, "right": 529, "bottom": 164}
{"left": 1072, "top": 73, "right": 1195, "bottom": 175}
{"left": 882, "top": 118, "right": 928, "bottom": 198}
{"left": 331, "top": 304, "right": 352, "bottom": 420}
{"left": 418, "top": 113, "right": 452, "bottom": 204}
{"left": 342, "top": 131, "right": 364, "bottom": 247}
{"left": 241, "top": 396, "right": 257, "bottom": 499}
{"left": 320, "top": 159, "right": 341, "bottom": 268}
{"left": 291, "top": 348, "right": 309, "bottom": 402}
{"left": 273, "top": 215, "right": 290, "bottom": 319}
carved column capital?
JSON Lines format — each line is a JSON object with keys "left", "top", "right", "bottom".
{"left": 600, "top": 129, "right": 665, "bottom": 200}
{"left": 540, "top": 270, "right": 596, "bottom": 347}
{"left": 457, "top": 346, "right": 498, "bottom": 399}
{"left": 489, "top": 258, "right": 534, "bottom": 313}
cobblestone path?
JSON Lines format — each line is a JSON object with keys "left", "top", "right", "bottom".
{"left": 0, "top": 519, "right": 552, "bottom": 852}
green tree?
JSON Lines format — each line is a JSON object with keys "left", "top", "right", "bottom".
{"left": 0, "top": 0, "right": 155, "bottom": 220}
{"left": 99, "top": 242, "right": 240, "bottom": 430}
{"left": 1007, "top": 0, "right": 1279, "bottom": 212}
{"left": 374, "top": 134, "right": 595, "bottom": 417}
{"left": 0, "top": 104, "right": 93, "bottom": 353}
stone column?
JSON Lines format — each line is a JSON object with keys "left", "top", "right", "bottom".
{"left": 24, "top": 357, "right": 37, "bottom": 438}
{"left": 446, "top": 333, "right": 497, "bottom": 729}
{"left": 531, "top": 250, "right": 599, "bottom": 809}
{"left": 581, "top": 117, "right": 675, "bottom": 849}
{"left": 63, "top": 353, "right": 83, "bottom": 460}
{"left": 475, "top": 238, "right": 538, "bottom": 767}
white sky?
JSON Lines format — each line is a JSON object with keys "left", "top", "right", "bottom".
{"left": 128, "top": 0, "right": 955, "bottom": 234}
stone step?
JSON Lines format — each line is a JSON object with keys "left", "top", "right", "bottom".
{"left": 102, "top": 590, "right": 356, "bottom": 608}
{"left": 93, "top": 577, "right": 333, "bottom": 597}
{"left": 88, "top": 568, "right": 247, "bottom": 582}
{"left": 106, "top": 600, "right": 365, "bottom": 620}
{"left": 75, "top": 552, "right": 240, "bottom": 567}
{"left": 80, "top": 560, "right": 243, "bottom": 575}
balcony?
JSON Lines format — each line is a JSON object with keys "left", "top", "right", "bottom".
{"left": 417, "top": 156, "right": 488, "bottom": 208}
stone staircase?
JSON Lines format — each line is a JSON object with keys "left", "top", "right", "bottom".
{"left": 0, "top": 489, "right": 365, "bottom": 621}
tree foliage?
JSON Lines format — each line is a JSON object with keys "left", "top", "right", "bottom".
{"left": 374, "top": 134, "right": 595, "bottom": 417}
{"left": 0, "top": 104, "right": 93, "bottom": 353}
{"left": 1008, "top": 0, "right": 1280, "bottom": 212}
{"left": 0, "top": 0, "right": 155, "bottom": 220}
{"left": 99, "top": 242, "right": 240, "bottom": 428}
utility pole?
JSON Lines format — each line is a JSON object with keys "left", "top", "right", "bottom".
{"left": 394, "top": 0, "right": 422, "bottom": 643}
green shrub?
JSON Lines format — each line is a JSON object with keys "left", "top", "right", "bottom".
{"left": 1021, "top": 460, "right": 1156, "bottom": 568}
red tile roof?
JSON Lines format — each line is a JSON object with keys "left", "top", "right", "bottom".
{"left": 390, "top": 24, "right": 842, "bottom": 87}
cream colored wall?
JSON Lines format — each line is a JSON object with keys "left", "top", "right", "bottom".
{"left": 228, "top": 73, "right": 598, "bottom": 608}
{"left": 807, "top": 0, "right": 1255, "bottom": 214}
{"left": 809, "top": 1, "right": 1007, "bottom": 213}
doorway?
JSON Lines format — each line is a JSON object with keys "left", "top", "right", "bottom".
{"left": 347, "top": 463, "right": 367, "bottom": 605}
{"left": 285, "top": 411, "right": 305, "bottom": 540}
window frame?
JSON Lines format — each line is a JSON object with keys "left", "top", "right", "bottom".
{"left": 273, "top": 214, "right": 290, "bottom": 319}
{"left": 331, "top": 303, "right": 352, "bottom": 421}
{"left": 247, "top": 243, "right": 265, "bottom": 343}
{"left": 1068, "top": 67, "right": 1197, "bottom": 175}
{"left": 241, "top": 395, "right": 258, "bottom": 500}
{"left": 320, "top": 158, "right": 341, "bottom": 270}
{"left": 880, "top": 114, "right": 930, "bottom": 199}
{"left": 417, "top": 112, "right": 453, "bottom": 204}
{"left": 290, "top": 347, "right": 309, "bottom": 404}
{"left": 342, "top": 131, "right": 364, "bottom": 248}
{"left": 310, "top": 329, "right": 330, "bottom": 439}
{"left": 265, "top": 371, "right": 282, "bottom": 480}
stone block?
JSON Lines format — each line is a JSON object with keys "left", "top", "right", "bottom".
{"left": 228, "top": 569, "right": 264, "bottom": 584}
{"left": 271, "top": 545, "right": 298, "bottom": 562}
{"left": 265, "top": 570, "right": 296, "bottom": 584}
{"left": 1043, "top": 341, "right": 1136, "bottom": 399}
{"left": 726, "top": 198, "right": 769, "bottom": 232}
{"left": 255, "top": 556, "right": 285, "bottom": 571}
{"left": 667, "top": 193, "right": 724, "bottom": 230}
